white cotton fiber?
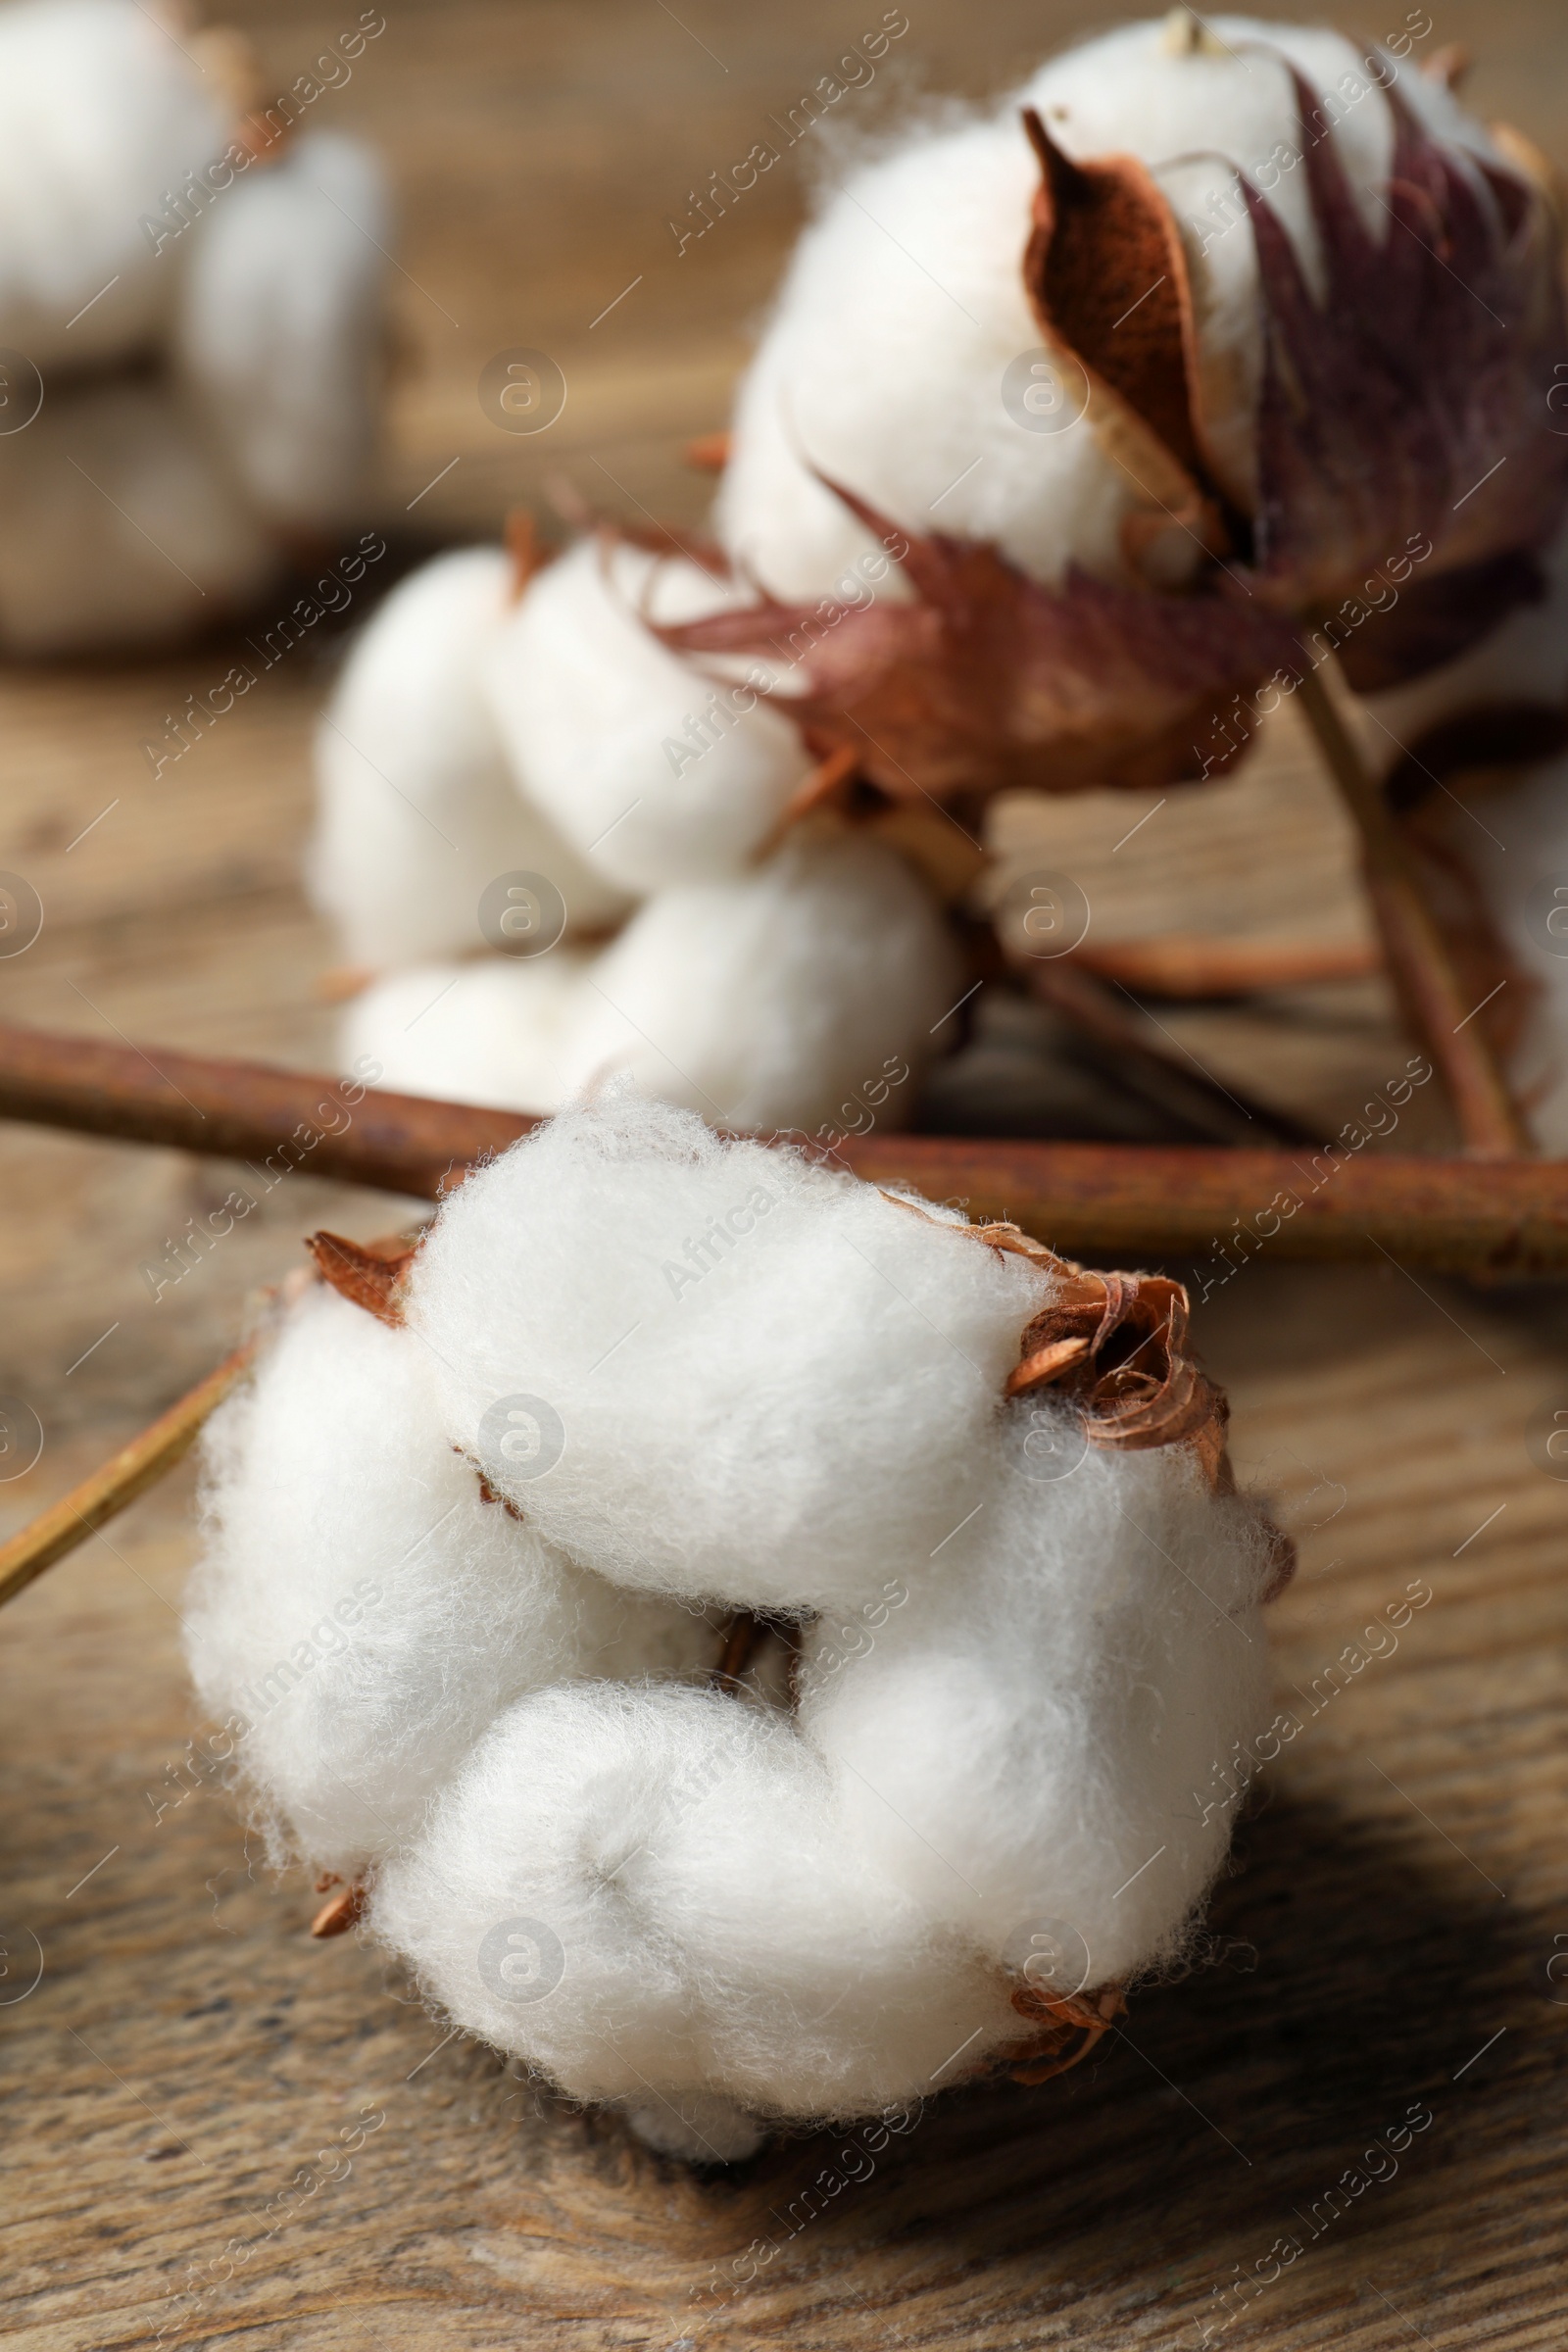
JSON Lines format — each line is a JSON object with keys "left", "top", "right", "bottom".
{"left": 1018, "top": 16, "right": 1494, "bottom": 512}
{"left": 186, "top": 1283, "right": 713, "bottom": 1873}
{"left": 0, "top": 376, "right": 279, "bottom": 653}
{"left": 191, "top": 1092, "right": 1287, "bottom": 2149}
{"left": 335, "top": 829, "right": 957, "bottom": 1134}
{"left": 372, "top": 1681, "right": 1014, "bottom": 2136}
{"left": 174, "top": 132, "right": 390, "bottom": 534}
{"left": 800, "top": 1428, "right": 1274, "bottom": 1990}
{"left": 405, "top": 1089, "right": 1059, "bottom": 1610}
{"left": 564, "top": 831, "right": 961, "bottom": 1130}
{"left": 308, "top": 548, "right": 631, "bottom": 972}
{"left": 716, "top": 16, "right": 1499, "bottom": 592}
{"left": 715, "top": 106, "right": 1111, "bottom": 601}
{"left": 338, "top": 952, "right": 593, "bottom": 1115}
{"left": 0, "top": 0, "right": 225, "bottom": 370}
{"left": 484, "top": 537, "right": 813, "bottom": 891}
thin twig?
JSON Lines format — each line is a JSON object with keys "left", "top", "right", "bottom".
{"left": 1295, "top": 664, "right": 1530, "bottom": 1159}
{"left": 1022, "top": 957, "right": 1319, "bottom": 1146}
{"left": 1070, "top": 933, "right": 1379, "bottom": 999}
{"left": 0, "top": 1343, "right": 257, "bottom": 1615}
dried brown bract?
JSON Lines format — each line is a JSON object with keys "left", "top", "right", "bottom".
{"left": 305, "top": 1229, "right": 422, "bottom": 1327}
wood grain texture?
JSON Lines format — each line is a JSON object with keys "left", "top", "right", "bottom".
{"left": 3, "top": 3, "right": 1568, "bottom": 2347}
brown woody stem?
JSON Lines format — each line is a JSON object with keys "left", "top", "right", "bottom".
{"left": 0, "top": 1342, "right": 258, "bottom": 1615}
{"left": 1, "top": 1023, "right": 1567, "bottom": 1268}
{"left": 1295, "top": 663, "right": 1531, "bottom": 1159}
{"left": 1069, "top": 933, "right": 1379, "bottom": 999}
{"left": 1020, "top": 957, "right": 1318, "bottom": 1146}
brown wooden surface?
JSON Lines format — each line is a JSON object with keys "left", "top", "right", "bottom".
{"left": 4, "top": 3, "right": 1568, "bottom": 2347}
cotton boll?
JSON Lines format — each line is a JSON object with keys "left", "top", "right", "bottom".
{"left": 406, "top": 1089, "right": 1060, "bottom": 1612}
{"left": 715, "top": 109, "right": 1135, "bottom": 600}
{"left": 186, "top": 1285, "right": 713, "bottom": 1874}
{"left": 1023, "top": 17, "right": 1501, "bottom": 512}
{"left": 308, "top": 548, "right": 631, "bottom": 972}
{"left": 566, "top": 832, "right": 963, "bottom": 1131}
{"left": 800, "top": 1428, "right": 1276, "bottom": 1991}
{"left": 484, "top": 537, "right": 813, "bottom": 890}
{"left": 371, "top": 1680, "right": 1014, "bottom": 2129}
{"left": 337, "top": 953, "right": 593, "bottom": 1115}
{"left": 191, "top": 1094, "right": 1283, "bottom": 2149}
{"left": 174, "top": 132, "right": 390, "bottom": 535}
{"left": 0, "top": 376, "right": 278, "bottom": 654}
{"left": 717, "top": 17, "right": 1504, "bottom": 589}
{"left": 0, "top": 0, "right": 226, "bottom": 370}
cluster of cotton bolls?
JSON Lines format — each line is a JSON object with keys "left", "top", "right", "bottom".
{"left": 314, "top": 8, "right": 1563, "bottom": 1141}
{"left": 313, "top": 533, "right": 963, "bottom": 1135}
{"left": 186, "top": 1089, "right": 1286, "bottom": 2159}
{"left": 704, "top": 7, "right": 1568, "bottom": 1141}
{"left": 0, "top": 0, "right": 389, "bottom": 654}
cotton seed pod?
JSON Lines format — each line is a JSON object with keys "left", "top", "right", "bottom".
{"left": 0, "top": 377, "right": 279, "bottom": 654}
{"left": 483, "top": 535, "right": 813, "bottom": 892}
{"left": 173, "top": 131, "right": 391, "bottom": 535}
{"left": 196, "top": 1093, "right": 1284, "bottom": 2155}
{"left": 0, "top": 0, "right": 226, "bottom": 371}
{"left": 308, "top": 547, "right": 631, "bottom": 973}
{"left": 185, "top": 1281, "right": 717, "bottom": 1876}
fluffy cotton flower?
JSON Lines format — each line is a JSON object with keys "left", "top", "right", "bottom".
{"left": 484, "top": 536, "right": 813, "bottom": 891}
{"left": 190, "top": 1094, "right": 1281, "bottom": 2154}
{"left": 715, "top": 15, "right": 1503, "bottom": 599}
{"left": 308, "top": 547, "right": 631, "bottom": 973}
{"left": 336, "top": 829, "right": 958, "bottom": 1132}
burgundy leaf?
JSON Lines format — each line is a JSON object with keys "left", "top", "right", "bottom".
{"left": 656, "top": 480, "right": 1299, "bottom": 800}
{"left": 1242, "top": 70, "right": 1568, "bottom": 651}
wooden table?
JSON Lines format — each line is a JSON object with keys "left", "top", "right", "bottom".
{"left": 3, "top": 3, "right": 1567, "bottom": 2345}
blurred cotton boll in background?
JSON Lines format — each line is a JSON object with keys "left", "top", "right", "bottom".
{"left": 308, "top": 548, "right": 634, "bottom": 975}
{"left": 312, "top": 524, "right": 963, "bottom": 1137}
{"left": 339, "top": 831, "right": 961, "bottom": 1133}
{"left": 0, "top": 0, "right": 392, "bottom": 654}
